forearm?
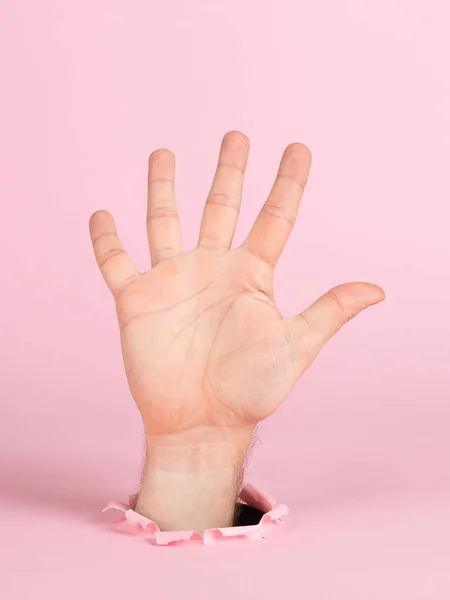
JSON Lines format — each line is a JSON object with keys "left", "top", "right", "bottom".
{"left": 135, "top": 426, "right": 255, "bottom": 533}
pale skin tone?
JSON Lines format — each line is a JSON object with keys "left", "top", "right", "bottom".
{"left": 89, "top": 131, "right": 385, "bottom": 533}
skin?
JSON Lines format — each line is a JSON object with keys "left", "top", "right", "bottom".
{"left": 89, "top": 131, "right": 385, "bottom": 533}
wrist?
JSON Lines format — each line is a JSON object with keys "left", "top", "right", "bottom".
{"left": 135, "top": 425, "right": 255, "bottom": 533}
{"left": 142, "top": 425, "right": 254, "bottom": 471}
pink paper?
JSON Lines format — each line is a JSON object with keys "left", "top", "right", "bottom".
{"left": 102, "top": 483, "right": 288, "bottom": 546}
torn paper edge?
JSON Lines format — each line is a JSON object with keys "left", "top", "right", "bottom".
{"left": 102, "top": 482, "right": 288, "bottom": 546}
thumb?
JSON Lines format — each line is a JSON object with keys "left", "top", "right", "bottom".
{"left": 289, "top": 282, "right": 385, "bottom": 360}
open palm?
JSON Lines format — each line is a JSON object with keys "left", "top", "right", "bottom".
{"left": 89, "top": 131, "right": 384, "bottom": 439}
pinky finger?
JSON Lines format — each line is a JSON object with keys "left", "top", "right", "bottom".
{"left": 89, "top": 210, "right": 140, "bottom": 299}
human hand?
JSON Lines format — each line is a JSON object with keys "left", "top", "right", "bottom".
{"left": 89, "top": 131, "right": 384, "bottom": 531}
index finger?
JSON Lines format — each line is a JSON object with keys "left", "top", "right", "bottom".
{"left": 241, "top": 143, "right": 311, "bottom": 267}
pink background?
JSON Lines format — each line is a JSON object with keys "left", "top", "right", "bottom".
{"left": 1, "top": 1, "right": 449, "bottom": 598}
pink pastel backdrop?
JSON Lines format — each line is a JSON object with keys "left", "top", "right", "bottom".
{"left": 1, "top": 1, "right": 449, "bottom": 598}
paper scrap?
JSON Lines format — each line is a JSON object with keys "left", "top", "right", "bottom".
{"left": 102, "top": 483, "right": 288, "bottom": 546}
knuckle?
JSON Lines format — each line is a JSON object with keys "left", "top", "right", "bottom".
{"left": 326, "top": 289, "right": 346, "bottom": 314}
{"left": 207, "top": 192, "right": 240, "bottom": 210}
{"left": 261, "top": 203, "right": 295, "bottom": 225}
{"left": 146, "top": 206, "right": 178, "bottom": 220}
{"left": 98, "top": 247, "right": 125, "bottom": 268}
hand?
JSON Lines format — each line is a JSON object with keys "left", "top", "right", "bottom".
{"left": 89, "top": 131, "right": 384, "bottom": 531}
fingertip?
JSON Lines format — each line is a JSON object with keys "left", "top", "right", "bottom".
{"left": 148, "top": 148, "right": 175, "bottom": 167}
{"left": 284, "top": 142, "right": 312, "bottom": 162}
{"left": 89, "top": 210, "right": 115, "bottom": 238}
{"left": 223, "top": 130, "right": 250, "bottom": 149}
{"left": 361, "top": 283, "right": 386, "bottom": 305}
{"left": 89, "top": 209, "right": 110, "bottom": 224}
{"left": 371, "top": 284, "right": 386, "bottom": 303}
{"left": 336, "top": 282, "right": 386, "bottom": 306}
